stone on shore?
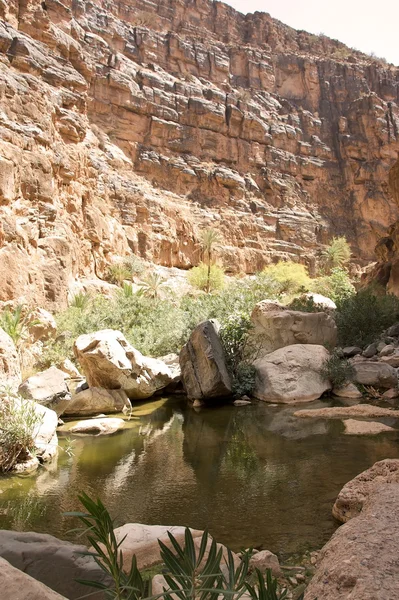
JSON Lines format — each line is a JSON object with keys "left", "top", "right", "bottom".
{"left": 18, "top": 366, "right": 71, "bottom": 417}
{"left": 69, "top": 417, "right": 125, "bottom": 435}
{"left": 179, "top": 320, "right": 232, "bottom": 400}
{"left": 351, "top": 358, "right": 397, "bottom": 389}
{"left": 74, "top": 330, "right": 174, "bottom": 400}
{"left": 253, "top": 344, "right": 331, "bottom": 403}
{"left": 343, "top": 419, "right": 397, "bottom": 436}
{"left": 63, "top": 387, "right": 131, "bottom": 417}
{"left": 0, "top": 530, "right": 110, "bottom": 599}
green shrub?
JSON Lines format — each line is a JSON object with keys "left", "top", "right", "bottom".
{"left": 107, "top": 263, "right": 132, "bottom": 286}
{"left": 67, "top": 492, "right": 291, "bottom": 600}
{"left": 137, "top": 273, "right": 166, "bottom": 299}
{"left": 0, "top": 304, "right": 31, "bottom": 348}
{"left": 311, "top": 268, "right": 355, "bottom": 303}
{"left": 188, "top": 263, "right": 225, "bottom": 292}
{"left": 220, "top": 314, "right": 259, "bottom": 397}
{"left": 335, "top": 289, "right": 399, "bottom": 347}
{"left": 262, "top": 261, "right": 311, "bottom": 295}
{"left": 69, "top": 291, "right": 92, "bottom": 310}
{"left": 123, "top": 254, "right": 146, "bottom": 278}
{"left": 288, "top": 296, "right": 322, "bottom": 313}
{"left": 0, "top": 392, "right": 43, "bottom": 473}
{"left": 320, "top": 351, "right": 355, "bottom": 389}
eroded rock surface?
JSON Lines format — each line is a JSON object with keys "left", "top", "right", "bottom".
{"left": 305, "top": 484, "right": 399, "bottom": 600}
{"left": 0, "top": 0, "right": 399, "bottom": 307}
{"left": 74, "top": 329, "right": 174, "bottom": 400}
{"left": 0, "top": 327, "right": 21, "bottom": 390}
{"left": 332, "top": 458, "right": 399, "bottom": 523}
{"left": 64, "top": 386, "right": 131, "bottom": 416}
{"left": 253, "top": 344, "right": 331, "bottom": 403}
{"left": 18, "top": 366, "right": 71, "bottom": 416}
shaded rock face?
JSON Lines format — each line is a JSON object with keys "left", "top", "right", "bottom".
{"left": 350, "top": 358, "right": 398, "bottom": 388}
{"left": 64, "top": 387, "right": 131, "bottom": 416}
{"left": 253, "top": 344, "right": 331, "bottom": 403}
{"left": 179, "top": 320, "right": 232, "bottom": 400}
{"left": 1, "top": 0, "right": 399, "bottom": 307}
{"left": 0, "top": 557, "right": 67, "bottom": 600}
{"left": 305, "top": 483, "right": 399, "bottom": 599}
{"left": 74, "top": 329, "right": 174, "bottom": 400}
{"left": 251, "top": 300, "right": 337, "bottom": 357}
{"left": 0, "top": 530, "right": 110, "bottom": 600}
{"left": 0, "top": 327, "right": 21, "bottom": 390}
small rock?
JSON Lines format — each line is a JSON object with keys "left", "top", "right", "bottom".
{"left": 69, "top": 417, "right": 125, "bottom": 435}
{"left": 59, "top": 359, "right": 83, "bottom": 379}
{"left": 363, "top": 343, "right": 377, "bottom": 358}
{"left": 380, "top": 352, "right": 399, "bottom": 367}
{"left": 387, "top": 323, "right": 399, "bottom": 337}
{"left": 382, "top": 388, "right": 399, "bottom": 400}
{"left": 333, "top": 383, "right": 362, "bottom": 399}
{"left": 342, "top": 346, "right": 362, "bottom": 357}
{"left": 249, "top": 550, "right": 282, "bottom": 576}
{"left": 377, "top": 341, "right": 387, "bottom": 352}
{"left": 234, "top": 399, "right": 252, "bottom": 406}
{"left": 192, "top": 399, "right": 204, "bottom": 408}
{"left": 379, "top": 344, "right": 395, "bottom": 357}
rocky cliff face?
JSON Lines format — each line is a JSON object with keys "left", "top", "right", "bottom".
{"left": 1, "top": 0, "right": 399, "bottom": 307}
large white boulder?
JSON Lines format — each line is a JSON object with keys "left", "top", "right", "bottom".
{"left": 0, "top": 327, "right": 21, "bottom": 391}
{"left": 74, "top": 330, "right": 174, "bottom": 400}
{"left": 179, "top": 320, "right": 232, "bottom": 400}
{"left": 18, "top": 367, "right": 71, "bottom": 417}
{"left": 253, "top": 344, "right": 331, "bottom": 403}
{"left": 251, "top": 300, "right": 337, "bottom": 357}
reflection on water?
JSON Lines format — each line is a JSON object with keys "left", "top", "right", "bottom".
{"left": 1, "top": 397, "right": 399, "bottom": 558}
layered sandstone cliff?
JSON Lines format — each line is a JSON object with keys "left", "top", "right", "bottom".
{"left": 0, "top": 0, "right": 399, "bottom": 307}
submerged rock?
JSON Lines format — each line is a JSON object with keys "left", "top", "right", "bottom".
{"left": 305, "top": 484, "right": 399, "bottom": 599}
{"left": 332, "top": 458, "right": 399, "bottom": 523}
{"left": 18, "top": 366, "right": 71, "bottom": 417}
{"left": 253, "top": 344, "right": 331, "bottom": 403}
{"left": 250, "top": 300, "right": 337, "bottom": 357}
{"left": 74, "top": 329, "right": 174, "bottom": 400}
{"left": 69, "top": 417, "right": 125, "bottom": 435}
{"left": 295, "top": 404, "right": 399, "bottom": 419}
{"left": 343, "top": 419, "right": 397, "bottom": 436}
{"left": 0, "top": 530, "right": 110, "bottom": 599}
{"left": 179, "top": 320, "right": 232, "bottom": 400}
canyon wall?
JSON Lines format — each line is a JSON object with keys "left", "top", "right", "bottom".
{"left": 0, "top": 0, "right": 399, "bottom": 307}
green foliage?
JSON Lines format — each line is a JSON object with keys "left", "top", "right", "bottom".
{"left": 320, "top": 351, "right": 355, "bottom": 389}
{"left": 65, "top": 492, "right": 146, "bottom": 600}
{"left": 36, "top": 341, "right": 70, "bottom": 370}
{"left": 0, "top": 304, "right": 31, "bottom": 347}
{"left": 67, "top": 492, "right": 289, "bottom": 600}
{"left": 200, "top": 229, "right": 222, "bottom": 293}
{"left": 121, "top": 282, "right": 134, "bottom": 299}
{"left": 0, "top": 391, "right": 43, "bottom": 473}
{"left": 288, "top": 296, "right": 321, "bottom": 313}
{"left": 69, "top": 291, "right": 92, "bottom": 310}
{"left": 335, "top": 289, "right": 399, "bottom": 347}
{"left": 124, "top": 255, "right": 146, "bottom": 278}
{"left": 320, "top": 237, "right": 351, "bottom": 274}
{"left": 220, "top": 314, "right": 258, "bottom": 397}
{"left": 188, "top": 263, "right": 225, "bottom": 292}
{"left": 261, "top": 262, "right": 311, "bottom": 295}
{"left": 7, "top": 494, "right": 46, "bottom": 531}
{"left": 311, "top": 268, "right": 355, "bottom": 303}
{"left": 107, "top": 263, "right": 132, "bottom": 286}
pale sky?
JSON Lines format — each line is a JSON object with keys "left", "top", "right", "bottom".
{"left": 223, "top": 0, "right": 399, "bottom": 66}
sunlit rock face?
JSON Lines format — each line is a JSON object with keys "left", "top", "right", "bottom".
{"left": 1, "top": 0, "right": 399, "bottom": 307}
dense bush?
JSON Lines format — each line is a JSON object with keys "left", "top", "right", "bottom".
{"left": 262, "top": 261, "right": 311, "bottom": 295}
{"left": 320, "top": 351, "right": 355, "bottom": 389}
{"left": 320, "top": 237, "right": 351, "bottom": 274}
{"left": 0, "top": 391, "right": 43, "bottom": 473}
{"left": 335, "top": 289, "right": 399, "bottom": 347}
{"left": 311, "top": 268, "right": 355, "bottom": 302}
{"left": 188, "top": 262, "right": 225, "bottom": 292}
{"left": 220, "top": 314, "right": 258, "bottom": 397}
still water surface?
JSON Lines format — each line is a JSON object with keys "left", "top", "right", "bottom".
{"left": 1, "top": 397, "right": 399, "bottom": 558}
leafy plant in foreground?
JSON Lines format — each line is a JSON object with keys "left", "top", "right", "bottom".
{"left": 0, "top": 304, "right": 32, "bottom": 348}
{"left": 67, "top": 493, "right": 292, "bottom": 600}
{"left": 320, "top": 351, "right": 355, "bottom": 390}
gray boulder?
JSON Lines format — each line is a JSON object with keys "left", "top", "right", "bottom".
{"left": 351, "top": 358, "right": 398, "bottom": 389}
{"left": 0, "top": 530, "right": 110, "bottom": 599}
{"left": 179, "top": 320, "right": 232, "bottom": 400}
{"left": 0, "top": 557, "right": 67, "bottom": 600}
{"left": 64, "top": 387, "right": 130, "bottom": 417}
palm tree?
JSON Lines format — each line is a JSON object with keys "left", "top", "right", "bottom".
{"left": 321, "top": 237, "right": 351, "bottom": 274}
{"left": 200, "top": 228, "right": 222, "bottom": 293}
{"left": 137, "top": 272, "right": 165, "bottom": 299}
